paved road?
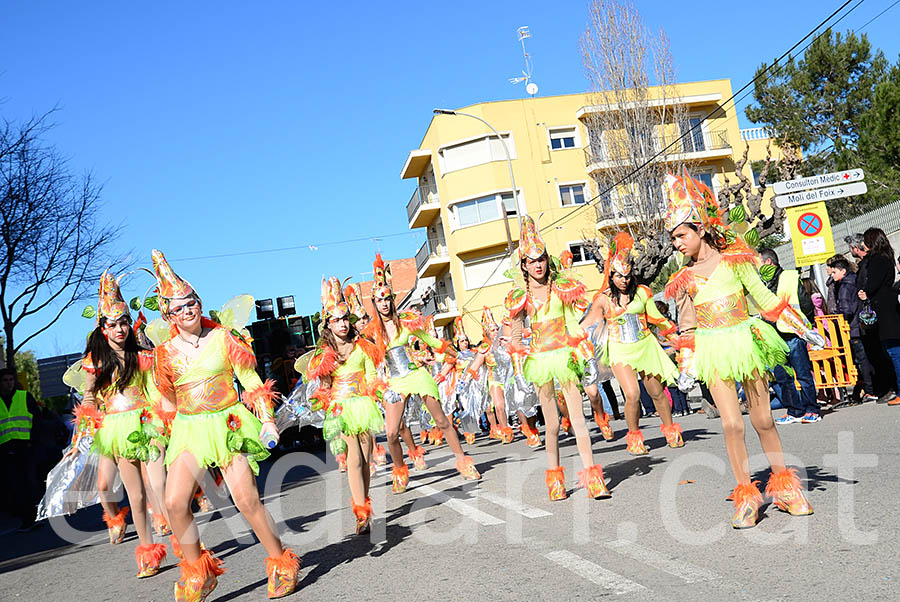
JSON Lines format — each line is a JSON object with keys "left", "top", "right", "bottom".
{"left": 2, "top": 402, "right": 898, "bottom": 601}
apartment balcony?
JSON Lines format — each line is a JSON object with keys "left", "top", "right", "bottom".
{"left": 594, "top": 202, "right": 665, "bottom": 230}
{"left": 739, "top": 127, "right": 775, "bottom": 141}
{"left": 421, "top": 291, "right": 459, "bottom": 327}
{"left": 406, "top": 185, "right": 440, "bottom": 228}
{"left": 584, "top": 129, "right": 732, "bottom": 173}
{"left": 415, "top": 236, "right": 450, "bottom": 278}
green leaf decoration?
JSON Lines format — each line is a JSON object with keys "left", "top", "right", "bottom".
{"left": 129, "top": 297, "right": 142, "bottom": 311}
{"left": 142, "top": 423, "right": 159, "bottom": 438}
{"left": 241, "top": 438, "right": 265, "bottom": 455}
{"left": 503, "top": 268, "right": 518, "bottom": 280}
{"left": 729, "top": 205, "right": 746, "bottom": 223}
{"left": 226, "top": 431, "right": 242, "bottom": 452}
{"left": 248, "top": 458, "right": 260, "bottom": 474}
{"left": 760, "top": 264, "right": 778, "bottom": 282}
{"left": 329, "top": 437, "right": 348, "bottom": 457}
{"left": 137, "top": 447, "right": 149, "bottom": 463}
{"left": 124, "top": 447, "right": 139, "bottom": 460}
{"left": 209, "top": 310, "right": 221, "bottom": 324}
{"left": 724, "top": 230, "right": 737, "bottom": 245}
{"left": 127, "top": 431, "right": 144, "bottom": 444}
{"left": 143, "top": 296, "right": 159, "bottom": 311}
{"left": 745, "top": 227, "right": 760, "bottom": 248}
{"left": 149, "top": 445, "right": 160, "bottom": 462}
{"left": 81, "top": 305, "right": 96, "bottom": 319}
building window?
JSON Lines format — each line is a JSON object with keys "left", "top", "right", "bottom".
{"left": 568, "top": 242, "right": 592, "bottom": 264}
{"left": 451, "top": 191, "right": 520, "bottom": 229}
{"left": 549, "top": 127, "right": 577, "bottom": 150}
{"left": 559, "top": 183, "right": 586, "bottom": 207}
{"left": 439, "top": 134, "right": 516, "bottom": 173}
{"left": 695, "top": 171, "right": 715, "bottom": 191}
{"left": 680, "top": 116, "right": 706, "bottom": 153}
{"left": 462, "top": 254, "right": 512, "bottom": 290}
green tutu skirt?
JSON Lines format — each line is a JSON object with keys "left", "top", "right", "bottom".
{"left": 93, "top": 408, "right": 142, "bottom": 459}
{"left": 166, "top": 404, "right": 269, "bottom": 476}
{"left": 695, "top": 317, "right": 788, "bottom": 384}
{"left": 524, "top": 347, "right": 579, "bottom": 387}
{"left": 608, "top": 337, "right": 678, "bottom": 385}
{"left": 322, "top": 396, "right": 384, "bottom": 456}
{"left": 388, "top": 366, "right": 440, "bottom": 400}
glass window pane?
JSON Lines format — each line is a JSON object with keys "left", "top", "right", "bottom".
{"left": 500, "top": 193, "right": 517, "bottom": 216}
{"left": 573, "top": 184, "right": 585, "bottom": 204}
{"left": 456, "top": 200, "right": 479, "bottom": 227}
{"left": 563, "top": 137, "right": 575, "bottom": 148}
{"left": 551, "top": 138, "right": 562, "bottom": 150}
{"left": 478, "top": 196, "right": 500, "bottom": 222}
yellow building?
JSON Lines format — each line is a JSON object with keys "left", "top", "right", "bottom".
{"left": 401, "top": 79, "right": 777, "bottom": 341}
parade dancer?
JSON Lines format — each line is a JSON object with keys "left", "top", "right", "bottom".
{"left": 68, "top": 271, "right": 168, "bottom": 577}
{"left": 149, "top": 250, "right": 299, "bottom": 601}
{"left": 582, "top": 233, "right": 685, "bottom": 455}
{"left": 306, "top": 278, "right": 385, "bottom": 534}
{"left": 663, "top": 169, "right": 821, "bottom": 529}
{"left": 443, "top": 316, "right": 482, "bottom": 444}
{"left": 466, "top": 308, "right": 514, "bottom": 443}
{"left": 364, "top": 254, "right": 479, "bottom": 493}
{"left": 501, "top": 318, "right": 542, "bottom": 448}
{"left": 505, "top": 216, "right": 608, "bottom": 501}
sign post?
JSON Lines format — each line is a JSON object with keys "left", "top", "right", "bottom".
{"left": 785, "top": 201, "right": 835, "bottom": 267}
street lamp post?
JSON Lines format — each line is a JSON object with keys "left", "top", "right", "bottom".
{"left": 433, "top": 109, "right": 517, "bottom": 255}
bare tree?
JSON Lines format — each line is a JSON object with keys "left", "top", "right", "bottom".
{"left": 0, "top": 111, "right": 126, "bottom": 370}
{"left": 579, "top": 0, "right": 694, "bottom": 282}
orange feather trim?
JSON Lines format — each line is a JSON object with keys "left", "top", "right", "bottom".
{"left": 135, "top": 543, "right": 167, "bottom": 565}
{"left": 407, "top": 445, "right": 425, "bottom": 460}
{"left": 307, "top": 346, "right": 339, "bottom": 380}
{"left": 594, "top": 411, "right": 610, "bottom": 428}
{"left": 81, "top": 353, "right": 98, "bottom": 374}
{"left": 357, "top": 336, "right": 384, "bottom": 368}
{"left": 71, "top": 402, "right": 100, "bottom": 430}
{"left": 435, "top": 338, "right": 450, "bottom": 354}
{"left": 243, "top": 379, "right": 276, "bottom": 420}
{"left": 102, "top": 506, "right": 130, "bottom": 528}
{"left": 544, "top": 466, "right": 565, "bottom": 486}
{"left": 765, "top": 467, "right": 802, "bottom": 497}
{"left": 398, "top": 310, "right": 425, "bottom": 332}
{"left": 664, "top": 267, "right": 696, "bottom": 300}
{"left": 625, "top": 430, "right": 644, "bottom": 446}
{"left": 265, "top": 548, "right": 300, "bottom": 575}
{"left": 759, "top": 295, "right": 790, "bottom": 322}
{"left": 576, "top": 464, "right": 605, "bottom": 489}
{"left": 506, "top": 340, "right": 530, "bottom": 358}
{"left": 659, "top": 422, "right": 682, "bottom": 436}
{"left": 366, "top": 378, "right": 388, "bottom": 400}
{"left": 674, "top": 333, "right": 695, "bottom": 351}
{"left": 137, "top": 350, "right": 153, "bottom": 372}
{"left": 310, "top": 386, "right": 332, "bottom": 412}
{"left": 152, "top": 344, "right": 177, "bottom": 401}
{"left": 392, "top": 464, "right": 409, "bottom": 478}
{"left": 178, "top": 549, "right": 225, "bottom": 580}
{"left": 730, "top": 481, "right": 763, "bottom": 509}
{"left": 224, "top": 330, "right": 256, "bottom": 370}
{"left": 552, "top": 277, "right": 587, "bottom": 306}
{"left": 657, "top": 322, "right": 678, "bottom": 338}
{"left": 720, "top": 239, "right": 759, "bottom": 267}
{"left": 351, "top": 497, "right": 374, "bottom": 521}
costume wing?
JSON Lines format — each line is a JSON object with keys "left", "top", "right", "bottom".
{"left": 62, "top": 362, "right": 86, "bottom": 395}
{"left": 217, "top": 294, "right": 254, "bottom": 332}
{"left": 144, "top": 317, "right": 171, "bottom": 347}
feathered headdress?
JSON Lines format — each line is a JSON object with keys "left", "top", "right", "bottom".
{"left": 517, "top": 215, "right": 546, "bottom": 261}
{"left": 151, "top": 250, "right": 197, "bottom": 316}
{"left": 321, "top": 276, "right": 350, "bottom": 322}
{"left": 559, "top": 249, "right": 574, "bottom": 269}
{"left": 453, "top": 315, "right": 467, "bottom": 343}
{"left": 344, "top": 282, "right": 368, "bottom": 321}
{"left": 97, "top": 270, "right": 130, "bottom": 323}
{"left": 481, "top": 306, "right": 498, "bottom": 339}
{"left": 664, "top": 167, "right": 721, "bottom": 232}
{"left": 372, "top": 253, "right": 393, "bottom": 300}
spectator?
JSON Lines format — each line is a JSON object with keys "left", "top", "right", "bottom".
{"left": 845, "top": 233, "right": 868, "bottom": 265}
{"left": 858, "top": 228, "right": 900, "bottom": 405}
{"left": 0, "top": 367, "right": 43, "bottom": 531}
{"left": 804, "top": 278, "right": 826, "bottom": 317}
{"left": 831, "top": 257, "right": 878, "bottom": 403}
{"left": 825, "top": 254, "right": 853, "bottom": 314}
{"left": 758, "top": 249, "right": 821, "bottom": 424}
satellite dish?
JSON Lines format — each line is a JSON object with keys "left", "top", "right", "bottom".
{"left": 526, "top": 82, "right": 539, "bottom": 96}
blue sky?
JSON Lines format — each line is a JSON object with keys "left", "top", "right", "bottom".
{"left": 3, "top": 0, "right": 898, "bottom": 358}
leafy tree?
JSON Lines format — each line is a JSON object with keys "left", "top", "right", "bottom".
{"left": 746, "top": 29, "right": 895, "bottom": 220}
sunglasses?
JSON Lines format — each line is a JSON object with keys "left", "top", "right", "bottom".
{"left": 168, "top": 299, "right": 199, "bottom": 317}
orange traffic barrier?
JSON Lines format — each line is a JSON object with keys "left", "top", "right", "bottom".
{"left": 807, "top": 314, "right": 857, "bottom": 389}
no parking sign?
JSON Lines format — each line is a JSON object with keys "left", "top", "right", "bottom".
{"left": 786, "top": 201, "right": 835, "bottom": 267}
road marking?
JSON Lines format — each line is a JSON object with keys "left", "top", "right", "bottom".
{"left": 473, "top": 490, "right": 552, "bottom": 518}
{"left": 604, "top": 540, "right": 720, "bottom": 583}
{"left": 416, "top": 484, "right": 504, "bottom": 526}
{"left": 544, "top": 550, "right": 645, "bottom": 595}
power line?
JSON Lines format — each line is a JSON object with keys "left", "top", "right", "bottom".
{"left": 460, "top": 0, "right": 869, "bottom": 313}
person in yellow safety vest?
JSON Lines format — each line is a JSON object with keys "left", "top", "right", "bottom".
{"left": 758, "top": 249, "right": 822, "bottom": 424}
{"left": 0, "top": 367, "right": 43, "bottom": 531}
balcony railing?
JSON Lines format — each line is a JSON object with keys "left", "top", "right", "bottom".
{"left": 584, "top": 129, "right": 731, "bottom": 167}
{"left": 406, "top": 184, "right": 440, "bottom": 222}
{"left": 740, "top": 127, "right": 775, "bottom": 141}
{"left": 414, "top": 236, "right": 449, "bottom": 272}
{"left": 421, "top": 292, "right": 457, "bottom": 317}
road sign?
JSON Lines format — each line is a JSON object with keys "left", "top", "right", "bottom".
{"left": 774, "top": 181, "right": 868, "bottom": 209}
{"left": 786, "top": 201, "right": 835, "bottom": 267}
{"left": 772, "top": 168, "right": 864, "bottom": 195}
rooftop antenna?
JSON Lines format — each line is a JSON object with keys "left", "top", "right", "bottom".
{"left": 509, "top": 26, "right": 538, "bottom": 97}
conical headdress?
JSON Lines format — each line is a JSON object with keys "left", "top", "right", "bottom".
{"left": 481, "top": 306, "right": 498, "bottom": 339}
{"left": 98, "top": 270, "right": 130, "bottom": 323}
{"left": 344, "top": 283, "right": 368, "bottom": 321}
{"left": 664, "top": 167, "right": 720, "bottom": 231}
{"left": 517, "top": 215, "right": 546, "bottom": 261}
{"left": 608, "top": 232, "right": 634, "bottom": 277}
{"left": 321, "top": 276, "right": 349, "bottom": 321}
{"left": 151, "top": 250, "right": 197, "bottom": 315}
{"left": 372, "top": 253, "right": 393, "bottom": 300}
{"left": 453, "top": 315, "right": 467, "bottom": 343}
